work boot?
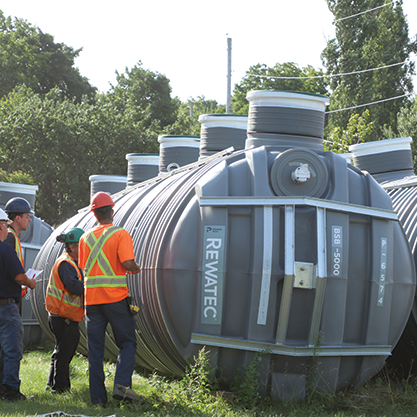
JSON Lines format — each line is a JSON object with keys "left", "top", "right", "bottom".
{"left": 2, "top": 384, "right": 27, "bottom": 401}
{"left": 112, "top": 384, "right": 144, "bottom": 403}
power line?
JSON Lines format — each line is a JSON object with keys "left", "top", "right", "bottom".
{"left": 325, "top": 93, "right": 413, "bottom": 114}
{"left": 334, "top": 1, "right": 394, "bottom": 23}
{"left": 243, "top": 61, "right": 405, "bottom": 81}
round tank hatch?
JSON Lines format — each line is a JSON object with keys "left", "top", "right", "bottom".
{"left": 270, "top": 149, "right": 329, "bottom": 197}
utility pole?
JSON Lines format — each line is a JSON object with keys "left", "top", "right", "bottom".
{"left": 226, "top": 37, "right": 232, "bottom": 114}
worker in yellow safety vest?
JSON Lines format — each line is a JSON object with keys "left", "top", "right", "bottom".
{"left": 45, "top": 228, "right": 85, "bottom": 393}
{"left": 78, "top": 191, "right": 143, "bottom": 407}
{"left": 4, "top": 197, "right": 32, "bottom": 269}
{"left": 1, "top": 197, "right": 33, "bottom": 396}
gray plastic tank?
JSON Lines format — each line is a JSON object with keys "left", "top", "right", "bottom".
{"left": 198, "top": 114, "right": 248, "bottom": 159}
{"left": 89, "top": 175, "right": 127, "bottom": 197}
{"left": 350, "top": 137, "right": 414, "bottom": 184}
{"left": 350, "top": 137, "right": 417, "bottom": 375}
{"left": 0, "top": 182, "right": 54, "bottom": 346}
{"left": 158, "top": 135, "right": 200, "bottom": 172}
{"left": 31, "top": 91, "right": 415, "bottom": 399}
{"left": 126, "top": 153, "right": 159, "bottom": 186}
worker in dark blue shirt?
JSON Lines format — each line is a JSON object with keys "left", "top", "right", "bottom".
{"left": 0, "top": 208, "right": 36, "bottom": 401}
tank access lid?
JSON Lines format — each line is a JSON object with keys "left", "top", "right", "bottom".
{"left": 246, "top": 90, "right": 330, "bottom": 111}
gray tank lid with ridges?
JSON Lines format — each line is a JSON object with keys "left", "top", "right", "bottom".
{"left": 198, "top": 114, "right": 248, "bottom": 152}
{"left": 246, "top": 90, "right": 330, "bottom": 145}
{"left": 350, "top": 137, "right": 414, "bottom": 177}
{"left": 158, "top": 135, "right": 200, "bottom": 173}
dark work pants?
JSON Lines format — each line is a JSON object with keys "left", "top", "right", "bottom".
{"left": 85, "top": 299, "right": 136, "bottom": 405}
{"left": 47, "top": 315, "right": 80, "bottom": 392}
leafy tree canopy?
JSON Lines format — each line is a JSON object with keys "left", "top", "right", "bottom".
{"left": 164, "top": 96, "right": 224, "bottom": 136}
{"left": 231, "top": 62, "right": 329, "bottom": 115}
{"left": 109, "top": 61, "right": 179, "bottom": 130}
{"left": 322, "top": 0, "right": 417, "bottom": 141}
{"left": 0, "top": 10, "right": 96, "bottom": 101}
{"left": 0, "top": 85, "right": 160, "bottom": 226}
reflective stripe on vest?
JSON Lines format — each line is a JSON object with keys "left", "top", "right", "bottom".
{"left": 45, "top": 253, "right": 84, "bottom": 321}
{"left": 8, "top": 227, "right": 24, "bottom": 267}
{"left": 84, "top": 226, "right": 127, "bottom": 288}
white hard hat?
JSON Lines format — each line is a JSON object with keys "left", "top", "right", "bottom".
{"left": 0, "top": 208, "right": 11, "bottom": 224}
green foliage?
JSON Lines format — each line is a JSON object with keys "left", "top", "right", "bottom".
{"left": 322, "top": 0, "right": 417, "bottom": 141}
{"left": 110, "top": 61, "right": 179, "bottom": 130}
{"left": 231, "top": 62, "right": 329, "bottom": 115}
{"left": 0, "top": 169, "right": 34, "bottom": 185}
{"left": 0, "top": 10, "right": 96, "bottom": 102}
{"left": 230, "top": 352, "right": 263, "bottom": 409}
{"left": 8, "top": 346, "right": 417, "bottom": 416}
{"left": 324, "top": 109, "right": 374, "bottom": 153}
{"left": 0, "top": 85, "right": 160, "bottom": 226}
{"left": 164, "top": 96, "right": 225, "bottom": 136}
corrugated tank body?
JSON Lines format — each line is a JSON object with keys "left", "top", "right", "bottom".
{"left": 32, "top": 91, "right": 415, "bottom": 399}
{"left": 350, "top": 138, "right": 417, "bottom": 376}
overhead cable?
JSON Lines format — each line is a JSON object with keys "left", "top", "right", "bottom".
{"left": 325, "top": 93, "right": 413, "bottom": 114}
{"left": 334, "top": 1, "right": 394, "bottom": 23}
{"left": 244, "top": 61, "right": 405, "bottom": 80}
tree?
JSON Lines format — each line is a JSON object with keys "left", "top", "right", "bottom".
{"left": 324, "top": 109, "right": 374, "bottom": 153}
{"left": 322, "top": 0, "right": 417, "bottom": 141}
{"left": 231, "top": 62, "right": 329, "bottom": 115}
{"left": 0, "top": 85, "right": 160, "bottom": 226}
{"left": 0, "top": 10, "right": 96, "bottom": 101}
{"left": 109, "top": 61, "right": 178, "bottom": 130}
{"left": 163, "top": 96, "right": 225, "bottom": 136}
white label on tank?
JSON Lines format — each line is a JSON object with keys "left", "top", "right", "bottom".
{"left": 331, "top": 226, "right": 343, "bottom": 277}
{"left": 378, "top": 237, "right": 388, "bottom": 307}
{"left": 201, "top": 226, "right": 225, "bottom": 325}
{"left": 257, "top": 206, "right": 273, "bottom": 325}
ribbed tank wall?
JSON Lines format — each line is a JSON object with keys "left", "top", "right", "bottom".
{"left": 158, "top": 135, "right": 200, "bottom": 173}
{"left": 350, "top": 137, "right": 414, "bottom": 184}
{"left": 126, "top": 154, "right": 159, "bottom": 186}
{"left": 30, "top": 93, "right": 415, "bottom": 399}
{"left": 89, "top": 175, "right": 127, "bottom": 197}
{"left": 198, "top": 114, "right": 248, "bottom": 159}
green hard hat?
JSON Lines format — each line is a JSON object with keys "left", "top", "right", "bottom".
{"left": 56, "top": 227, "right": 84, "bottom": 244}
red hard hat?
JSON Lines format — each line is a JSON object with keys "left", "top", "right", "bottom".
{"left": 90, "top": 192, "right": 115, "bottom": 211}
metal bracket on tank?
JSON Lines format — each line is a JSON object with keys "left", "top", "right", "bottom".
{"left": 293, "top": 262, "right": 316, "bottom": 289}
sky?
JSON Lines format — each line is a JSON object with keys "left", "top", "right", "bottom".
{"left": 1, "top": 0, "right": 417, "bottom": 105}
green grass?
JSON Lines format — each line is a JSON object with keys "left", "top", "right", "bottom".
{"left": 3, "top": 344, "right": 417, "bottom": 416}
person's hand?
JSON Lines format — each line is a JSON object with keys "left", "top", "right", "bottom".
{"left": 28, "top": 278, "right": 37, "bottom": 290}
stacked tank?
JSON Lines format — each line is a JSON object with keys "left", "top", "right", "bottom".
{"left": 31, "top": 91, "right": 416, "bottom": 399}
{"left": 350, "top": 137, "right": 417, "bottom": 375}
{"left": 198, "top": 114, "right": 248, "bottom": 158}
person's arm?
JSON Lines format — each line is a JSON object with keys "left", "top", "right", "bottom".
{"left": 15, "top": 273, "right": 36, "bottom": 289}
{"left": 122, "top": 259, "right": 140, "bottom": 274}
{"left": 58, "top": 262, "right": 84, "bottom": 295}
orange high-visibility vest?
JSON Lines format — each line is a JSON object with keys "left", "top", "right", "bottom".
{"left": 45, "top": 253, "right": 84, "bottom": 322}
{"left": 8, "top": 227, "right": 27, "bottom": 297}
{"left": 8, "top": 227, "right": 23, "bottom": 267}
{"left": 79, "top": 225, "right": 132, "bottom": 305}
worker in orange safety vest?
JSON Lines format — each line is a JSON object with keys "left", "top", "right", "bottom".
{"left": 45, "top": 228, "right": 85, "bottom": 393}
{"left": 78, "top": 191, "right": 143, "bottom": 407}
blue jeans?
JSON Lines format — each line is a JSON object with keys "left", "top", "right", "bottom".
{"left": 0, "top": 303, "right": 23, "bottom": 390}
{"left": 85, "top": 299, "right": 136, "bottom": 405}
